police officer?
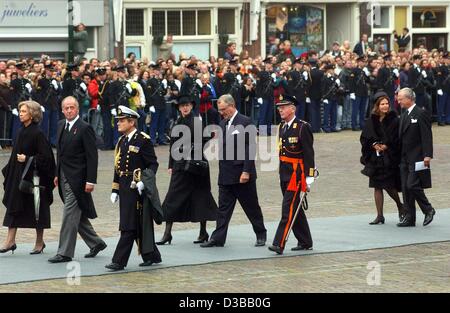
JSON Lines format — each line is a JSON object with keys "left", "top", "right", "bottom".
{"left": 269, "top": 95, "right": 315, "bottom": 255}
{"left": 35, "top": 64, "right": 61, "bottom": 146}
{"left": 146, "top": 64, "right": 168, "bottom": 146}
{"left": 93, "top": 67, "right": 113, "bottom": 149}
{"left": 10, "top": 62, "right": 32, "bottom": 142}
{"left": 106, "top": 106, "right": 161, "bottom": 271}
{"left": 435, "top": 53, "right": 450, "bottom": 125}
{"left": 180, "top": 63, "right": 201, "bottom": 114}
{"left": 377, "top": 54, "right": 399, "bottom": 109}
{"left": 349, "top": 56, "right": 370, "bottom": 130}
{"left": 321, "top": 64, "right": 340, "bottom": 132}
{"left": 307, "top": 59, "right": 323, "bottom": 133}
{"left": 256, "top": 58, "right": 275, "bottom": 136}
{"left": 285, "top": 58, "right": 311, "bottom": 120}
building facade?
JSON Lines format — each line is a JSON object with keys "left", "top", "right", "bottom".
{"left": 0, "top": 0, "right": 110, "bottom": 60}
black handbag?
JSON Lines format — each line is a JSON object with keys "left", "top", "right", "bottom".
{"left": 184, "top": 159, "right": 209, "bottom": 176}
{"left": 18, "top": 156, "right": 34, "bottom": 194}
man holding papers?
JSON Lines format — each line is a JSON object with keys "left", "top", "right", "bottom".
{"left": 397, "top": 88, "right": 435, "bottom": 227}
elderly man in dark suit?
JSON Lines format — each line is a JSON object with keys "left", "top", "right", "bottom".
{"left": 201, "top": 94, "right": 267, "bottom": 247}
{"left": 49, "top": 96, "right": 106, "bottom": 263}
{"left": 397, "top": 88, "right": 435, "bottom": 227}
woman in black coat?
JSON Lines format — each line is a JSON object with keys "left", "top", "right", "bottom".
{"left": 1, "top": 100, "right": 56, "bottom": 254}
{"left": 360, "top": 92, "right": 405, "bottom": 225}
{"left": 157, "top": 95, "right": 218, "bottom": 245}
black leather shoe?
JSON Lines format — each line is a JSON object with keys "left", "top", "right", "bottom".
{"left": 291, "top": 245, "right": 313, "bottom": 251}
{"left": 255, "top": 233, "right": 267, "bottom": 247}
{"left": 48, "top": 254, "right": 72, "bottom": 263}
{"left": 369, "top": 216, "right": 385, "bottom": 225}
{"left": 268, "top": 245, "right": 283, "bottom": 255}
{"left": 105, "top": 263, "right": 125, "bottom": 271}
{"left": 397, "top": 219, "right": 415, "bottom": 227}
{"left": 200, "top": 239, "right": 224, "bottom": 248}
{"left": 423, "top": 209, "right": 436, "bottom": 226}
{"left": 193, "top": 233, "right": 209, "bottom": 244}
{"left": 0, "top": 244, "right": 17, "bottom": 254}
{"left": 156, "top": 234, "right": 172, "bottom": 245}
{"left": 85, "top": 242, "right": 107, "bottom": 258}
{"left": 139, "top": 259, "right": 162, "bottom": 267}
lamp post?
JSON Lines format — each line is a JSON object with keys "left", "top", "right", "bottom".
{"left": 68, "top": 0, "right": 74, "bottom": 62}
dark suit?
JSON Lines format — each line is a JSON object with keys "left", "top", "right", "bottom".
{"left": 307, "top": 67, "right": 323, "bottom": 132}
{"left": 56, "top": 117, "right": 105, "bottom": 258}
{"left": 210, "top": 112, "right": 266, "bottom": 244}
{"left": 399, "top": 105, "right": 434, "bottom": 223}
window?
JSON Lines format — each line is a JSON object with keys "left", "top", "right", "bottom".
{"left": 153, "top": 11, "right": 165, "bottom": 36}
{"left": 126, "top": 9, "right": 144, "bottom": 36}
{"left": 373, "top": 6, "right": 390, "bottom": 29}
{"left": 197, "top": 10, "right": 211, "bottom": 35}
{"left": 412, "top": 7, "right": 446, "bottom": 28}
{"left": 86, "top": 27, "right": 95, "bottom": 49}
{"left": 218, "top": 9, "right": 235, "bottom": 34}
{"left": 151, "top": 9, "right": 211, "bottom": 36}
{"left": 168, "top": 11, "right": 181, "bottom": 35}
{"left": 183, "top": 11, "right": 196, "bottom": 35}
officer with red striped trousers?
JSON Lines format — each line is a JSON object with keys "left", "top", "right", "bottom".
{"left": 269, "top": 94, "right": 315, "bottom": 255}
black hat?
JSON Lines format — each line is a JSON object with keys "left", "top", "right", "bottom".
{"left": 176, "top": 94, "right": 194, "bottom": 107}
{"left": 229, "top": 59, "right": 238, "bottom": 66}
{"left": 294, "top": 58, "right": 305, "bottom": 65}
{"left": 373, "top": 91, "right": 389, "bottom": 102}
{"left": 263, "top": 56, "right": 273, "bottom": 63}
{"left": 276, "top": 94, "right": 297, "bottom": 106}
{"left": 44, "top": 64, "right": 55, "bottom": 71}
{"left": 412, "top": 54, "right": 422, "bottom": 61}
{"left": 113, "top": 65, "right": 126, "bottom": 72}
{"left": 356, "top": 56, "right": 366, "bottom": 62}
{"left": 67, "top": 63, "right": 79, "bottom": 71}
{"left": 15, "top": 62, "right": 27, "bottom": 70}
{"left": 95, "top": 67, "right": 107, "bottom": 75}
{"left": 324, "top": 64, "right": 335, "bottom": 71}
{"left": 149, "top": 63, "right": 160, "bottom": 70}
{"left": 186, "top": 63, "right": 198, "bottom": 70}
{"left": 115, "top": 105, "right": 140, "bottom": 119}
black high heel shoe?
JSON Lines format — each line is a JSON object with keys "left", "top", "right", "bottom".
{"left": 0, "top": 244, "right": 17, "bottom": 254}
{"left": 156, "top": 234, "right": 172, "bottom": 245}
{"left": 369, "top": 216, "right": 385, "bottom": 225}
{"left": 30, "top": 243, "right": 46, "bottom": 255}
{"left": 193, "top": 233, "right": 209, "bottom": 244}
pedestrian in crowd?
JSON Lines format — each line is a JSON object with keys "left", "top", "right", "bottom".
{"left": 0, "top": 72, "right": 12, "bottom": 147}
{"left": 360, "top": 92, "right": 405, "bottom": 225}
{"left": 107, "top": 106, "right": 161, "bottom": 271}
{"left": 393, "top": 28, "right": 411, "bottom": 52}
{"left": 397, "top": 88, "right": 435, "bottom": 227}
{"left": 73, "top": 23, "right": 89, "bottom": 63}
{"left": 158, "top": 95, "right": 218, "bottom": 245}
{"left": 1, "top": 101, "right": 55, "bottom": 255}
{"left": 269, "top": 95, "right": 315, "bottom": 255}
{"left": 49, "top": 96, "right": 107, "bottom": 263}
{"left": 201, "top": 94, "right": 267, "bottom": 248}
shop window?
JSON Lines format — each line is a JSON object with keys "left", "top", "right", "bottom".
{"left": 183, "top": 11, "right": 196, "bottom": 35}
{"left": 198, "top": 10, "right": 211, "bottom": 35}
{"left": 373, "top": 6, "right": 390, "bottom": 29}
{"left": 168, "top": 11, "right": 181, "bottom": 36}
{"left": 413, "top": 33, "right": 447, "bottom": 50}
{"left": 153, "top": 11, "right": 165, "bottom": 36}
{"left": 412, "top": 7, "right": 446, "bottom": 28}
{"left": 126, "top": 9, "right": 144, "bottom": 36}
{"left": 218, "top": 9, "right": 235, "bottom": 34}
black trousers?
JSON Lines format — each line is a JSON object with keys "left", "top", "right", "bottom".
{"left": 272, "top": 181, "right": 312, "bottom": 249}
{"left": 211, "top": 181, "right": 266, "bottom": 244}
{"left": 400, "top": 163, "right": 433, "bottom": 223}
{"left": 112, "top": 230, "right": 161, "bottom": 267}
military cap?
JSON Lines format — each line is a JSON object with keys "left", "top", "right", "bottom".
{"left": 356, "top": 56, "right": 366, "bottom": 62}
{"left": 323, "top": 64, "right": 335, "bottom": 71}
{"left": 115, "top": 105, "right": 140, "bottom": 119}
{"left": 276, "top": 94, "right": 297, "bottom": 107}
{"left": 15, "top": 62, "right": 27, "bottom": 70}
{"left": 113, "top": 65, "right": 127, "bottom": 72}
{"left": 95, "top": 67, "right": 107, "bottom": 75}
{"left": 412, "top": 54, "right": 422, "bottom": 61}
{"left": 67, "top": 63, "right": 79, "bottom": 71}
{"left": 186, "top": 63, "right": 198, "bottom": 70}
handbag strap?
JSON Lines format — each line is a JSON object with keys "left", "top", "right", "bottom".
{"left": 21, "top": 156, "right": 34, "bottom": 180}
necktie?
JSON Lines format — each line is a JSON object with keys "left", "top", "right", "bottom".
{"left": 65, "top": 122, "right": 70, "bottom": 132}
{"left": 283, "top": 123, "right": 288, "bottom": 134}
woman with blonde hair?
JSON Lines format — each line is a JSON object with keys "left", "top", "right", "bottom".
{"left": 1, "top": 101, "right": 55, "bottom": 255}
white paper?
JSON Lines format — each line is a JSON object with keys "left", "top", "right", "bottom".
{"left": 415, "top": 161, "right": 429, "bottom": 172}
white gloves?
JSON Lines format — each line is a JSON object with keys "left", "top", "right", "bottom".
{"left": 437, "top": 89, "right": 444, "bottom": 96}
{"left": 149, "top": 106, "right": 156, "bottom": 113}
{"left": 80, "top": 82, "right": 87, "bottom": 91}
{"left": 302, "top": 71, "right": 308, "bottom": 80}
{"left": 41, "top": 106, "right": 45, "bottom": 112}
{"left": 96, "top": 105, "right": 101, "bottom": 112}
{"left": 25, "top": 83, "right": 32, "bottom": 93}
{"left": 110, "top": 192, "right": 119, "bottom": 204}
{"left": 111, "top": 108, "right": 117, "bottom": 116}
{"left": 306, "top": 97, "right": 311, "bottom": 103}
{"left": 335, "top": 78, "right": 341, "bottom": 86}
{"left": 136, "top": 181, "right": 145, "bottom": 195}
{"left": 271, "top": 73, "right": 277, "bottom": 82}
{"left": 350, "top": 93, "right": 356, "bottom": 100}
{"left": 51, "top": 79, "right": 59, "bottom": 90}
{"left": 236, "top": 74, "right": 242, "bottom": 84}
{"left": 323, "top": 99, "right": 329, "bottom": 104}
{"left": 162, "top": 79, "right": 168, "bottom": 89}
{"left": 327, "top": 73, "right": 332, "bottom": 78}
{"left": 12, "top": 108, "right": 18, "bottom": 116}
{"left": 393, "top": 68, "right": 400, "bottom": 77}
{"left": 126, "top": 83, "right": 132, "bottom": 94}
{"left": 363, "top": 67, "right": 370, "bottom": 77}
{"left": 196, "top": 79, "right": 202, "bottom": 88}
{"left": 421, "top": 70, "right": 427, "bottom": 78}
{"left": 257, "top": 98, "right": 263, "bottom": 104}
